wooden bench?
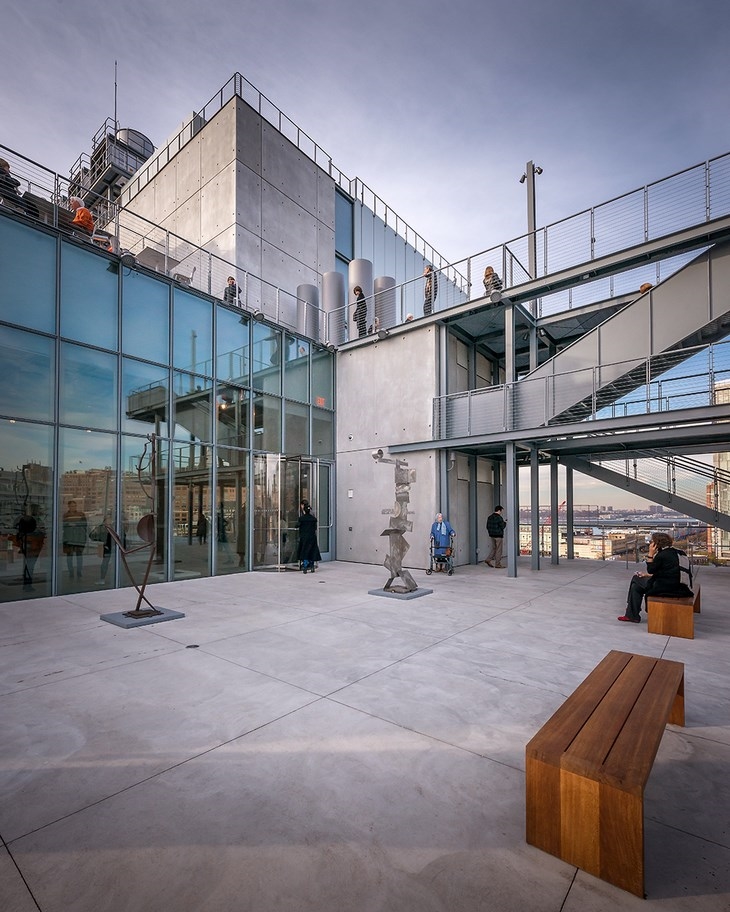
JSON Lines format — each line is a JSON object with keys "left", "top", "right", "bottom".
{"left": 647, "top": 583, "right": 700, "bottom": 639}
{"left": 526, "top": 650, "right": 685, "bottom": 897}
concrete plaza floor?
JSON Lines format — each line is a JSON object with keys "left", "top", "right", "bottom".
{"left": 1, "top": 558, "right": 729, "bottom": 912}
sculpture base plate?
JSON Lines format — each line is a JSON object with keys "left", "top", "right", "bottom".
{"left": 100, "top": 607, "right": 185, "bottom": 629}
{"left": 367, "top": 587, "right": 433, "bottom": 600}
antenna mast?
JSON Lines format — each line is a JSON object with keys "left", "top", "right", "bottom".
{"left": 114, "top": 60, "right": 118, "bottom": 131}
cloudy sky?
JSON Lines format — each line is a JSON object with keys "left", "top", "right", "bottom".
{"left": 5, "top": 0, "right": 729, "bottom": 262}
{"left": 3, "top": 0, "right": 728, "bottom": 509}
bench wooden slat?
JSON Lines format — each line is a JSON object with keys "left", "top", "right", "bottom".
{"left": 526, "top": 650, "right": 685, "bottom": 897}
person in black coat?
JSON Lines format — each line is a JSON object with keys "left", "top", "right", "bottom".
{"left": 296, "top": 504, "right": 322, "bottom": 573}
{"left": 352, "top": 286, "right": 367, "bottom": 338}
{"left": 619, "top": 532, "right": 693, "bottom": 623}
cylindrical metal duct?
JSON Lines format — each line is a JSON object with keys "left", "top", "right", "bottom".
{"left": 373, "top": 275, "right": 396, "bottom": 331}
{"left": 322, "top": 271, "right": 346, "bottom": 345}
{"left": 296, "top": 283, "right": 319, "bottom": 341}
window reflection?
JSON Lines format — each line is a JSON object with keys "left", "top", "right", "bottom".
{"left": 312, "top": 408, "right": 334, "bottom": 458}
{"left": 216, "top": 384, "right": 249, "bottom": 449}
{"left": 173, "top": 289, "right": 212, "bottom": 374}
{"left": 59, "top": 343, "right": 118, "bottom": 430}
{"left": 0, "top": 419, "right": 54, "bottom": 601}
{"left": 284, "top": 400, "right": 308, "bottom": 454}
{"left": 0, "top": 218, "right": 56, "bottom": 333}
{"left": 216, "top": 305, "right": 249, "bottom": 383}
{"left": 122, "top": 271, "right": 170, "bottom": 364}
{"left": 173, "top": 371, "right": 212, "bottom": 446}
{"left": 312, "top": 348, "right": 334, "bottom": 409}
{"left": 252, "top": 393, "right": 281, "bottom": 452}
{"left": 0, "top": 326, "right": 55, "bottom": 421}
{"left": 123, "top": 358, "right": 169, "bottom": 436}
{"left": 252, "top": 322, "right": 281, "bottom": 394}
{"left": 58, "top": 428, "right": 116, "bottom": 594}
{"left": 284, "top": 335, "right": 309, "bottom": 403}
{"left": 214, "top": 455, "right": 248, "bottom": 573}
{"left": 171, "top": 449, "right": 211, "bottom": 580}
{"left": 60, "top": 242, "right": 118, "bottom": 350}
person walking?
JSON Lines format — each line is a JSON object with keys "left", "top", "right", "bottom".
{"left": 296, "top": 504, "right": 322, "bottom": 573}
{"left": 430, "top": 512, "right": 455, "bottom": 572}
{"left": 485, "top": 505, "right": 506, "bottom": 568}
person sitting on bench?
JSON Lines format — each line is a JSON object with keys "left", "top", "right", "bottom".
{"left": 619, "top": 531, "right": 692, "bottom": 623}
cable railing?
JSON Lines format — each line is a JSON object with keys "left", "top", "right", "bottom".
{"left": 433, "top": 339, "right": 730, "bottom": 439}
{"left": 585, "top": 450, "right": 730, "bottom": 517}
{"left": 0, "top": 143, "right": 328, "bottom": 344}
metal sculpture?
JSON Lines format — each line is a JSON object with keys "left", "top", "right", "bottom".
{"left": 105, "top": 434, "right": 162, "bottom": 618}
{"left": 373, "top": 449, "right": 417, "bottom": 592}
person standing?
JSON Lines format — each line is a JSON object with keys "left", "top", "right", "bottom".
{"left": 483, "top": 266, "right": 503, "bottom": 297}
{"left": 619, "top": 532, "right": 693, "bottom": 623}
{"left": 352, "top": 286, "right": 368, "bottom": 338}
{"left": 196, "top": 511, "right": 208, "bottom": 545}
{"left": 485, "top": 505, "right": 506, "bottom": 568}
{"left": 63, "top": 499, "right": 88, "bottom": 578}
{"left": 223, "top": 276, "right": 239, "bottom": 304}
{"left": 296, "top": 504, "right": 322, "bottom": 573}
{"left": 423, "top": 265, "right": 438, "bottom": 315}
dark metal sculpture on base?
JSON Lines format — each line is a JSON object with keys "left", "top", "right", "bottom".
{"left": 373, "top": 448, "right": 417, "bottom": 593}
{"left": 105, "top": 434, "right": 162, "bottom": 619}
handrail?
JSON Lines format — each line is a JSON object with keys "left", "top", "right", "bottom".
{"left": 433, "top": 338, "right": 730, "bottom": 439}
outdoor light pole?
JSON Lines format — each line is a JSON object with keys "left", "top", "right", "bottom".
{"left": 521, "top": 160, "right": 543, "bottom": 280}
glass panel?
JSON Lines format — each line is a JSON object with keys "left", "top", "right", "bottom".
{"left": 122, "top": 270, "right": 170, "bottom": 364}
{"left": 216, "top": 305, "right": 249, "bottom": 384}
{"left": 173, "top": 371, "right": 213, "bottom": 444}
{"left": 60, "top": 242, "right": 118, "bottom": 350}
{"left": 0, "top": 326, "right": 55, "bottom": 421}
{"left": 284, "top": 335, "right": 309, "bottom": 402}
{"left": 59, "top": 343, "right": 118, "bottom": 430}
{"left": 253, "top": 453, "right": 278, "bottom": 567}
{"left": 216, "top": 384, "right": 249, "bottom": 449}
{"left": 311, "top": 348, "right": 334, "bottom": 409}
{"left": 214, "top": 456, "right": 248, "bottom": 573}
{"left": 173, "top": 289, "right": 212, "bottom": 374}
{"left": 171, "top": 448, "right": 212, "bottom": 580}
{"left": 312, "top": 408, "right": 334, "bottom": 458}
{"left": 121, "top": 434, "right": 168, "bottom": 587}
{"left": 284, "top": 400, "right": 308, "bottom": 455}
{"left": 318, "top": 462, "right": 331, "bottom": 554}
{"left": 0, "top": 218, "right": 56, "bottom": 333}
{"left": 252, "top": 393, "right": 281, "bottom": 452}
{"left": 122, "top": 358, "right": 170, "bottom": 436}
{"left": 58, "top": 428, "right": 117, "bottom": 594}
{"left": 0, "top": 420, "right": 53, "bottom": 601}
{"left": 252, "top": 322, "right": 281, "bottom": 394}
{"left": 335, "top": 189, "right": 354, "bottom": 260}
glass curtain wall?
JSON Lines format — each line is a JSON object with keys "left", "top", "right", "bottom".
{"left": 0, "top": 214, "right": 334, "bottom": 601}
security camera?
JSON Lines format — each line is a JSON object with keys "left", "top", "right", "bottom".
{"left": 372, "top": 448, "right": 383, "bottom": 461}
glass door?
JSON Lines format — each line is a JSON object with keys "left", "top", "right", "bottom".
{"left": 252, "top": 455, "right": 330, "bottom": 570}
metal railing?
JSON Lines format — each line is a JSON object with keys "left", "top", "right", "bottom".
{"left": 433, "top": 339, "right": 730, "bottom": 439}
{"left": 586, "top": 450, "right": 730, "bottom": 518}
{"left": 0, "top": 143, "right": 327, "bottom": 343}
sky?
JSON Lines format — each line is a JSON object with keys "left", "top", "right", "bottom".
{"left": 3, "top": 0, "right": 729, "bottom": 509}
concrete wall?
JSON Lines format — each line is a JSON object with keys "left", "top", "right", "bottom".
{"left": 336, "top": 323, "right": 444, "bottom": 569}
{"left": 125, "top": 97, "right": 336, "bottom": 295}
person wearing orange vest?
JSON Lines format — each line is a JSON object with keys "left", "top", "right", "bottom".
{"left": 69, "top": 196, "right": 95, "bottom": 235}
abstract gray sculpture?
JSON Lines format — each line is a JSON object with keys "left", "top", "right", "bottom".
{"left": 373, "top": 449, "right": 417, "bottom": 592}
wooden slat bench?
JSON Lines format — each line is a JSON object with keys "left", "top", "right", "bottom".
{"left": 646, "top": 583, "right": 701, "bottom": 639}
{"left": 526, "top": 650, "right": 685, "bottom": 897}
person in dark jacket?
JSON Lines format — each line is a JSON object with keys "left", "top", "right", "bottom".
{"left": 619, "top": 532, "right": 693, "bottom": 623}
{"left": 485, "top": 505, "right": 506, "bottom": 568}
{"left": 296, "top": 504, "right": 322, "bottom": 573}
{"left": 352, "top": 286, "right": 368, "bottom": 338}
